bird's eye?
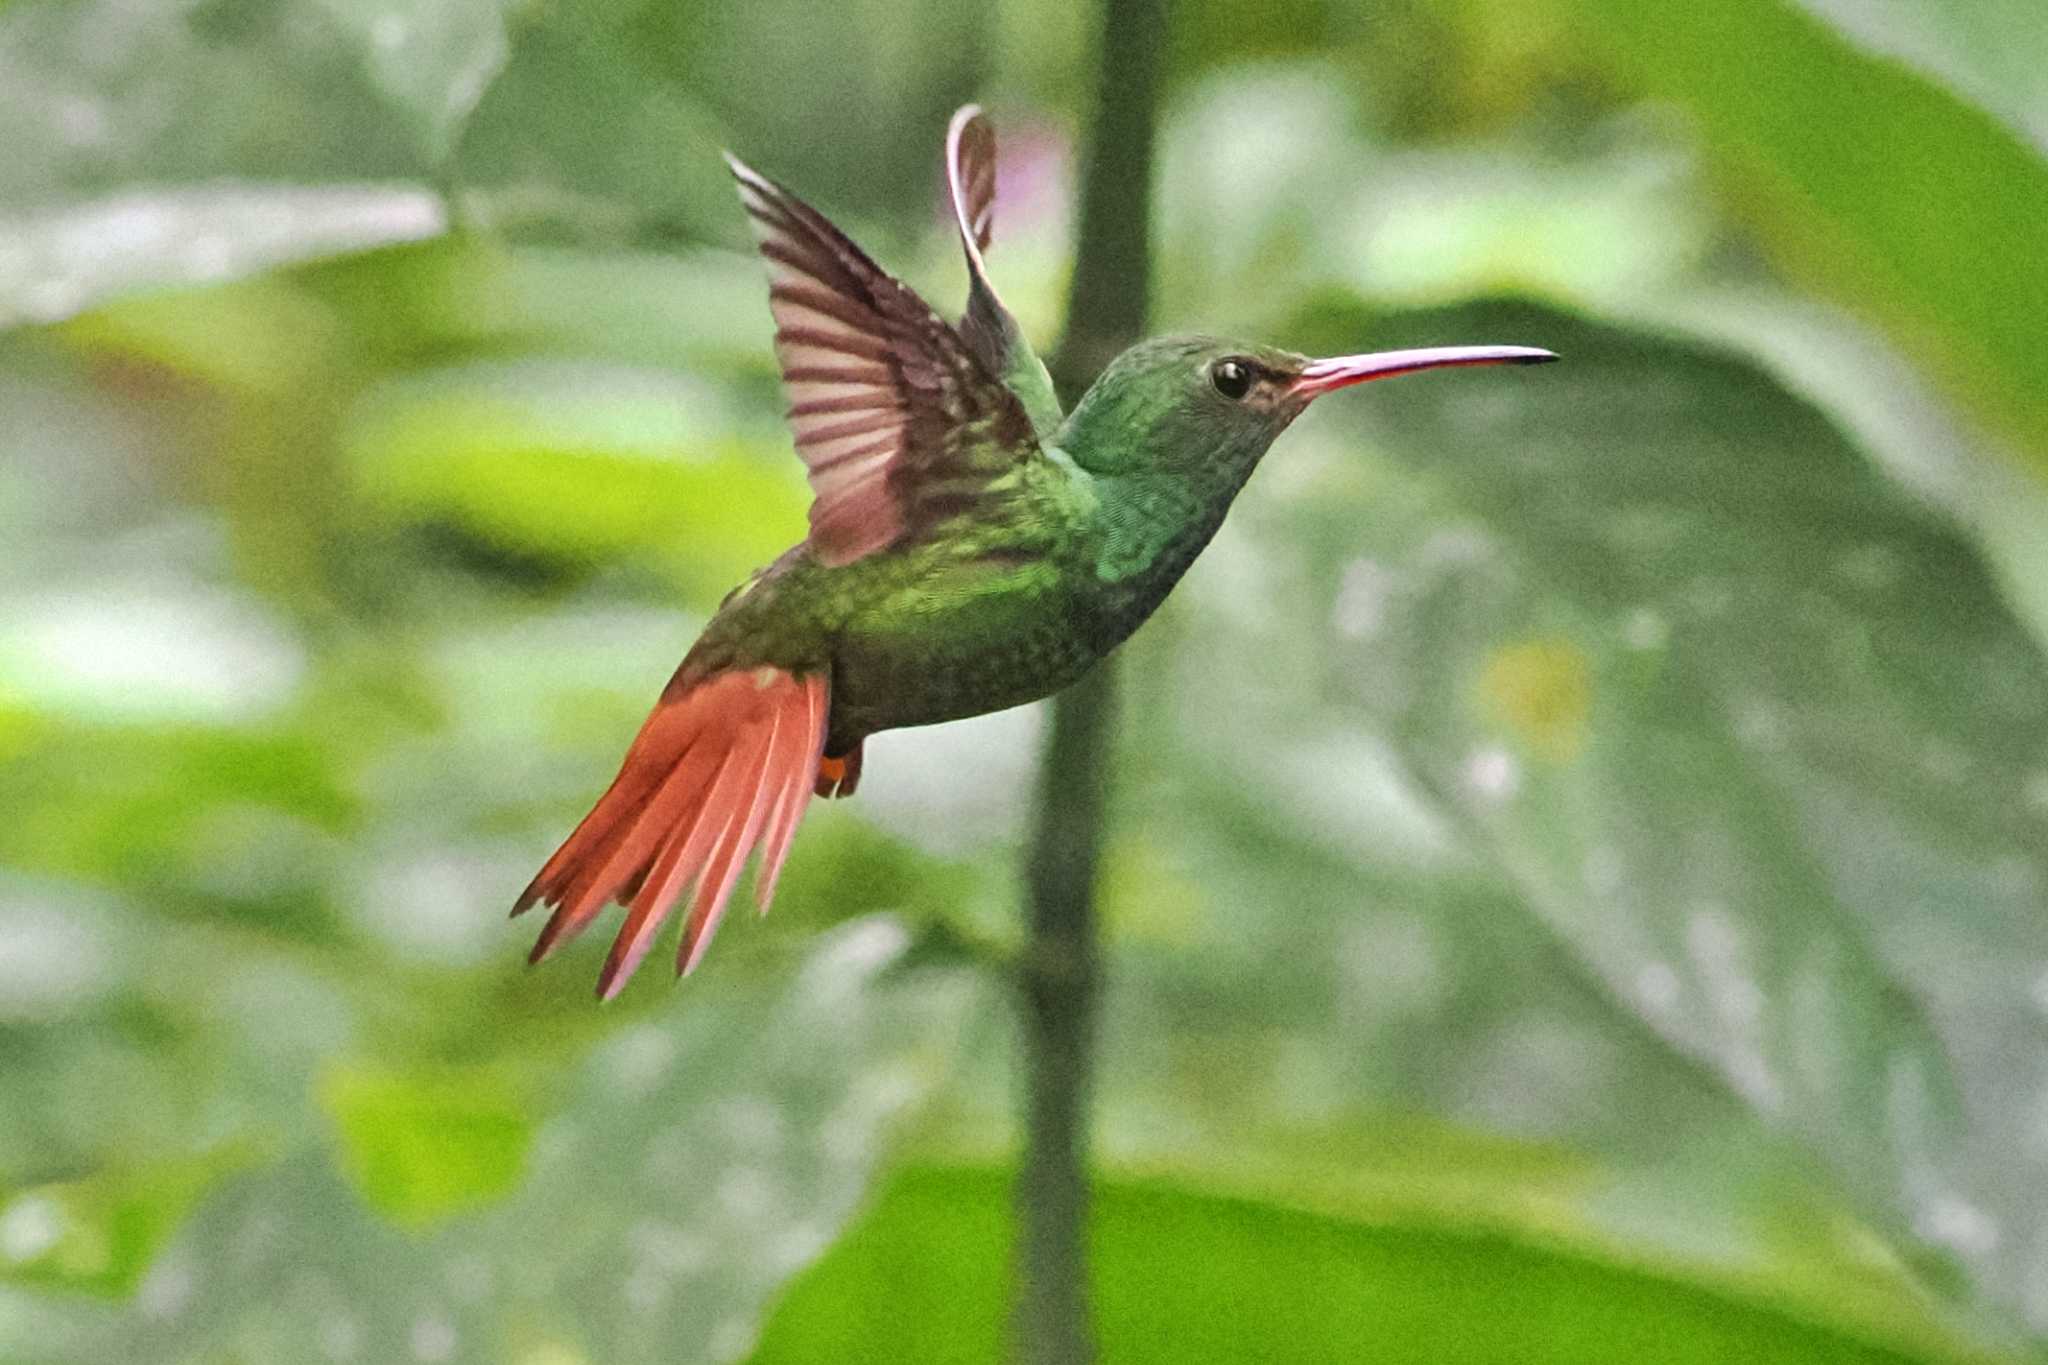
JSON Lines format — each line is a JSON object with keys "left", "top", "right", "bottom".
{"left": 1210, "top": 358, "right": 1254, "bottom": 401}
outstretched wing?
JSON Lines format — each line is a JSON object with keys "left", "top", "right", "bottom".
{"left": 728, "top": 154, "right": 1041, "bottom": 568}
{"left": 944, "top": 106, "right": 1062, "bottom": 442}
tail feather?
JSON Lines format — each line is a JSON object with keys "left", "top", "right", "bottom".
{"left": 525, "top": 720, "right": 725, "bottom": 965}
{"left": 754, "top": 679, "right": 824, "bottom": 911}
{"left": 515, "top": 666, "right": 831, "bottom": 998}
{"left": 514, "top": 700, "right": 718, "bottom": 916}
{"left": 600, "top": 718, "right": 768, "bottom": 998}
{"left": 678, "top": 715, "right": 783, "bottom": 976}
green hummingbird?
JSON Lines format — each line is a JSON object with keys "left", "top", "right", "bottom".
{"left": 516, "top": 106, "right": 1555, "bottom": 997}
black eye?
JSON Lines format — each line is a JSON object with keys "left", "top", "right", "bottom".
{"left": 1210, "top": 358, "right": 1254, "bottom": 400}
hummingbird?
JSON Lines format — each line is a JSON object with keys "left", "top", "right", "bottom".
{"left": 515, "top": 107, "right": 1555, "bottom": 998}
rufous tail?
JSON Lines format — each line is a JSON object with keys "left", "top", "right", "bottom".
{"left": 514, "top": 666, "right": 830, "bottom": 999}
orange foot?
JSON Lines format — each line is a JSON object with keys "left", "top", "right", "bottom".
{"left": 815, "top": 743, "right": 864, "bottom": 798}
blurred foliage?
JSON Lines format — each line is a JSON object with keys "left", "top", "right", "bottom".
{"left": 1, "top": 0, "right": 2046, "bottom": 1361}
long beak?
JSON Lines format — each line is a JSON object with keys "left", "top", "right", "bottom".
{"left": 1289, "top": 345, "right": 1557, "bottom": 399}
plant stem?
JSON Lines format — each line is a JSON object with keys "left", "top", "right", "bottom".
{"left": 1011, "top": 0, "right": 1165, "bottom": 1360}
{"left": 1013, "top": 663, "right": 1115, "bottom": 1365}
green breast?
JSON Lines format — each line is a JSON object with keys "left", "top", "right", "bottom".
{"left": 827, "top": 546, "right": 1101, "bottom": 744}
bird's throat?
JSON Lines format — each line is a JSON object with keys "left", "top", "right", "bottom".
{"left": 1089, "top": 467, "right": 1223, "bottom": 581}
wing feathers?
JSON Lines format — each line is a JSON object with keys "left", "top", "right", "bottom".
{"left": 771, "top": 280, "right": 885, "bottom": 333}
{"left": 726, "top": 149, "right": 1036, "bottom": 568}
{"left": 773, "top": 323, "right": 894, "bottom": 364}
{"left": 942, "top": 105, "right": 1064, "bottom": 443}
{"left": 730, "top": 159, "right": 915, "bottom": 564}
{"left": 783, "top": 362, "right": 894, "bottom": 385}
{"left": 793, "top": 410, "right": 901, "bottom": 446}
{"left": 787, "top": 392, "right": 896, "bottom": 418}
{"left": 945, "top": 104, "right": 1011, "bottom": 381}
{"left": 945, "top": 105, "right": 998, "bottom": 269}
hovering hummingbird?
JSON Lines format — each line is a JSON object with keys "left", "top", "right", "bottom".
{"left": 515, "top": 107, "right": 1554, "bottom": 997}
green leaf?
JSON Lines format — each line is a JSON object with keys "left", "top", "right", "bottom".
{"left": 0, "top": 0, "right": 470, "bottom": 325}
{"left": 0, "top": 188, "right": 445, "bottom": 332}
{"left": 319, "top": 1063, "right": 533, "bottom": 1227}
{"left": 0, "top": 0, "right": 431, "bottom": 200}
{"left": 342, "top": 357, "right": 807, "bottom": 598}
{"left": 1169, "top": 299, "right": 2048, "bottom": 1322}
{"left": 304, "top": 0, "right": 517, "bottom": 164}
{"left": 0, "top": 1148, "right": 246, "bottom": 1297}
{"left": 0, "top": 723, "right": 353, "bottom": 933}
{"left": 1785, "top": 0, "right": 2048, "bottom": 150}
{"left": 1534, "top": 0, "right": 2048, "bottom": 472}
{"left": 451, "top": 15, "right": 736, "bottom": 243}
{"left": 752, "top": 1164, "right": 2008, "bottom": 1364}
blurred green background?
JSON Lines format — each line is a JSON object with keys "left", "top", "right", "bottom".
{"left": 3, "top": 0, "right": 2047, "bottom": 1360}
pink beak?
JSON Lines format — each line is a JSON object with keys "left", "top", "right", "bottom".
{"left": 1289, "top": 345, "right": 1556, "bottom": 399}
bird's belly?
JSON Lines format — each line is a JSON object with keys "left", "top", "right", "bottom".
{"left": 826, "top": 574, "right": 1100, "bottom": 745}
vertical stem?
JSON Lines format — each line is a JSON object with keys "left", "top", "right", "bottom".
{"left": 1011, "top": 0, "right": 1165, "bottom": 1362}
{"left": 1051, "top": 0, "right": 1167, "bottom": 397}
{"left": 1013, "top": 664, "right": 1116, "bottom": 1365}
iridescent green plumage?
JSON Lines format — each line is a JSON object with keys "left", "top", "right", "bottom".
{"left": 516, "top": 107, "right": 1554, "bottom": 996}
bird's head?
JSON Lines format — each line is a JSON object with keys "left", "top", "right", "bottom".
{"left": 1059, "top": 334, "right": 1555, "bottom": 486}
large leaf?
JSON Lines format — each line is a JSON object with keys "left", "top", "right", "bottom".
{"left": 0, "top": 0, "right": 724, "bottom": 325}
{"left": 0, "top": 0, "right": 471, "bottom": 325}
{"left": 0, "top": 187, "right": 445, "bottom": 331}
{"left": 1151, "top": 299, "right": 2048, "bottom": 1327}
{"left": 340, "top": 354, "right": 805, "bottom": 599}
{"left": 0, "top": 1148, "right": 248, "bottom": 1299}
{"left": 1512, "top": 0, "right": 2048, "bottom": 473}
{"left": 0, "top": 0, "right": 431, "bottom": 202}
{"left": 1788, "top": 0, "right": 2048, "bottom": 151}
{"left": 305, "top": 0, "right": 517, "bottom": 163}
{"left": 752, "top": 1164, "right": 2003, "bottom": 1364}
